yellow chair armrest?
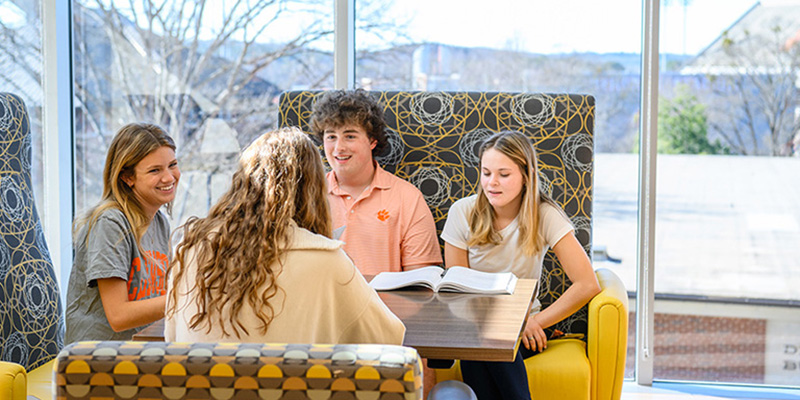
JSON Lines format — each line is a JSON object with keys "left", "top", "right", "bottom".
{"left": 587, "top": 267, "right": 629, "bottom": 400}
{"left": 0, "top": 361, "right": 27, "bottom": 400}
{"left": 26, "top": 359, "right": 55, "bottom": 400}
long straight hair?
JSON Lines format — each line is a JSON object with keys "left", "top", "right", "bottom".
{"left": 467, "top": 130, "right": 562, "bottom": 256}
{"left": 74, "top": 123, "right": 176, "bottom": 257}
{"left": 167, "top": 127, "right": 331, "bottom": 338}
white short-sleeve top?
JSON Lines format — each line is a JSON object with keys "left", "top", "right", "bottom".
{"left": 441, "top": 195, "right": 574, "bottom": 310}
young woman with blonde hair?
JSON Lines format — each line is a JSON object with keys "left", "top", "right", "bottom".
{"left": 66, "top": 123, "right": 180, "bottom": 343}
{"left": 165, "top": 127, "right": 404, "bottom": 344}
{"left": 441, "top": 130, "right": 600, "bottom": 400}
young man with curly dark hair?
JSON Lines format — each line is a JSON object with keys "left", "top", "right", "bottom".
{"left": 311, "top": 89, "right": 442, "bottom": 275}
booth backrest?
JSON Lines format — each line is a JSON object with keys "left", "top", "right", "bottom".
{"left": 56, "top": 341, "right": 423, "bottom": 399}
{"left": 278, "top": 91, "right": 595, "bottom": 337}
{"left": 0, "top": 92, "right": 64, "bottom": 371}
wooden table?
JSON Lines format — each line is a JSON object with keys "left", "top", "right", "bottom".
{"left": 376, "top": 279, "right": 535, "bottom": 361}
{"left": 133, "top": 279, "right": 536, "bottom": 362}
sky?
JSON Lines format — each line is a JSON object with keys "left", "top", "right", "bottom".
{"left": 0, "top": 0, "right": 785, "bottom": 55}
{"left": 375, "top": 0, "right": 764, "bottom": 55}
{"left": 80, "top": 0, "right": 767, "bottom": 56}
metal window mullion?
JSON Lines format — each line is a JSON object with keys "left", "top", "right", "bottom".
{"left": 334, "top": 0, "right": 355, "bottom": 89}
{"left": 636, "top": 0, "right": 659, "bottom": 386}
{"left": 42, "top": 0, "right": 74, "bottom": 302}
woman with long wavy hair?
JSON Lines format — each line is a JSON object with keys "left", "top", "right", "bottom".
{"left": 165, "top": 127, "right": 405, "bottom": 344}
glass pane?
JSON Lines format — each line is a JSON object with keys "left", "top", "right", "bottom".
{"left": 356, "top": 0, "right": 643, "bottom": 380}
{"left": 656, "top": 0, "right": 800, "bottom": 386}
{"left": 72, "top": 0, "right": 333, "bottom": 226}
{"left": 0, "top": 0, "right": 45, "bottom": 221}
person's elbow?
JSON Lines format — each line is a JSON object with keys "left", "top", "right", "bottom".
{"left": 590, "top": 280, "right": 602, "bottom": 298}
{"left": 570, "top": 271, "right": 601, "bottom": 305}
{"left": 105, "top": 314, "right": 131, "bottom": 332}
{"left": 583, "top": 276, "right": 602, "bottom": 300}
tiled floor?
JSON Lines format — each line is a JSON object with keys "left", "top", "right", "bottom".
{"left": 622, "top": 382, "right": 800, "bottom": 400}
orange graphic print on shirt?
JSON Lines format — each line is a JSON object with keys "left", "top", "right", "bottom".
{"left": 127, "top": 250, "right": 168, "bottom": 301}
{"left": 377, "top": 209, "right": 390, "bottom": 221}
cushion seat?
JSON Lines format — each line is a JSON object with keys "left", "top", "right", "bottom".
{"left": 525, "top": 339, "right": 591, "bottom": 398}
{"left": 54, "top": 341, "right": 425, "bottom": 399}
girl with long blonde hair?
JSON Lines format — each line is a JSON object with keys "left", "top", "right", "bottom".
{"left": 165, "top": 127, "right": 404, "bottom": 344}
{"left": 66, "top": 123, "right": 180, "bottom": 343}
{"left": 441, "top": 130, "right": 600, "bottom": 400}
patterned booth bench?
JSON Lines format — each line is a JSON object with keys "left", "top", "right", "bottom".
{"left": 278, "top": 91, "right": 628, "bottom": 400}
{"left": 55, "top": 341, "right": 424, "bottom": 399}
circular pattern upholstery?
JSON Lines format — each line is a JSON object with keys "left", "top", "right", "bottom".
{"left": 0, "top": 92, "right": 65, "bottom": 371}
{"left": 279, "top": 91, "right": 595, "bottom": 338}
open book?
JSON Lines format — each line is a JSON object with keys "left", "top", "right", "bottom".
{"left": 369, "top": 266, "right": 518, "bottom": 295}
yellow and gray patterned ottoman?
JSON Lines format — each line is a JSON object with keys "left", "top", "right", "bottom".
{"left": 55, "top": 341, "right": 423, "bottom": 400}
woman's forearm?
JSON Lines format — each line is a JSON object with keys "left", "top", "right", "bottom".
{"left": 97, "top": 278, "right": 167, "bottom": 332}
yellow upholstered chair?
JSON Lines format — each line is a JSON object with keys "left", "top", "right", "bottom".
{"left": 0, "top": 359, "right": 54, "bottom": 400}
{"left": 0, "top": 361, "right": 27, "bottom": 400}
{"left": 279, "top": 91, "right": 628, "bottom": 399}
{"left": 435, "top": 267, "right": 628, "bottom": 400}
{"left": 24, "top": 360, "right": 54, "bottom": 400}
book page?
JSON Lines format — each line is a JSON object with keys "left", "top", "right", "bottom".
{"left": 368, "top": 266, "right": 444, "bottom": 291}
{"left": 436, "top": 266, "right": 518, "bottom": 294}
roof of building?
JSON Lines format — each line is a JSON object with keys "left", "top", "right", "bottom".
{"left": 682, "top": 2, "right": 800, "bottom": 74}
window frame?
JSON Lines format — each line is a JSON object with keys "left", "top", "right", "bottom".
{"left": 42, "top": 0, "right": 74, "bottom": 305}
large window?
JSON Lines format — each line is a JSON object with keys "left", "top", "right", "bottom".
{"left": 71, "top": 0, "right": 335, "bottom": 226}
{"left": 3, "top": 0, "right": 795, "bottom": 390}
{"left": 0, "top": 0, "right": 45, "bottom": 219}
{"left": 654, "top": 0, "right": 800, "bottom": 385}
{"left": 352, "top": 0, "right": 800, "bottom": 387}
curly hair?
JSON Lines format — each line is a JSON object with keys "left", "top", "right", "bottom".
{"left": 310, "top": 89, "right": 388, "bottom": 157}
{"left": 167, "top": 127, "right": 331, "bottom": 338}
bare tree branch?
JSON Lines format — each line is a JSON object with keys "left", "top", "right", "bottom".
{"left": 706, "top": 24, "right": 800, "bottom": 156}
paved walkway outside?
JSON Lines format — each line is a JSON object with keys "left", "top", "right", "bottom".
{"left": 593, "top": 153, "right": 800, "bottom": 302}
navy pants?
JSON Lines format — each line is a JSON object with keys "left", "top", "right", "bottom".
{"left": 460, "top": 346, "right": 538, "bottom": 400}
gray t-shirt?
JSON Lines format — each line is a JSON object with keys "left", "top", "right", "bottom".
{"left": 65, "top": 208, "right": 170, "bottom": 344}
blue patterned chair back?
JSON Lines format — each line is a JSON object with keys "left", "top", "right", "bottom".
{"left": 0, "top": 92, "right": 64, "bottom": 370}
{"left": 278, "top": 91, "right": 595, "bottom": 337}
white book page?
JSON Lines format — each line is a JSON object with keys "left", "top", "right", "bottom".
{"left": 437, "top": 266, "right": 518, "bottom": 294}
{"left": 368, "top": 266, "right": 444, "bottom": 291}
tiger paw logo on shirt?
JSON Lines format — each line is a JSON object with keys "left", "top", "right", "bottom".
{"left": 377, "top": 209, "right": 390, "bottom": 221}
